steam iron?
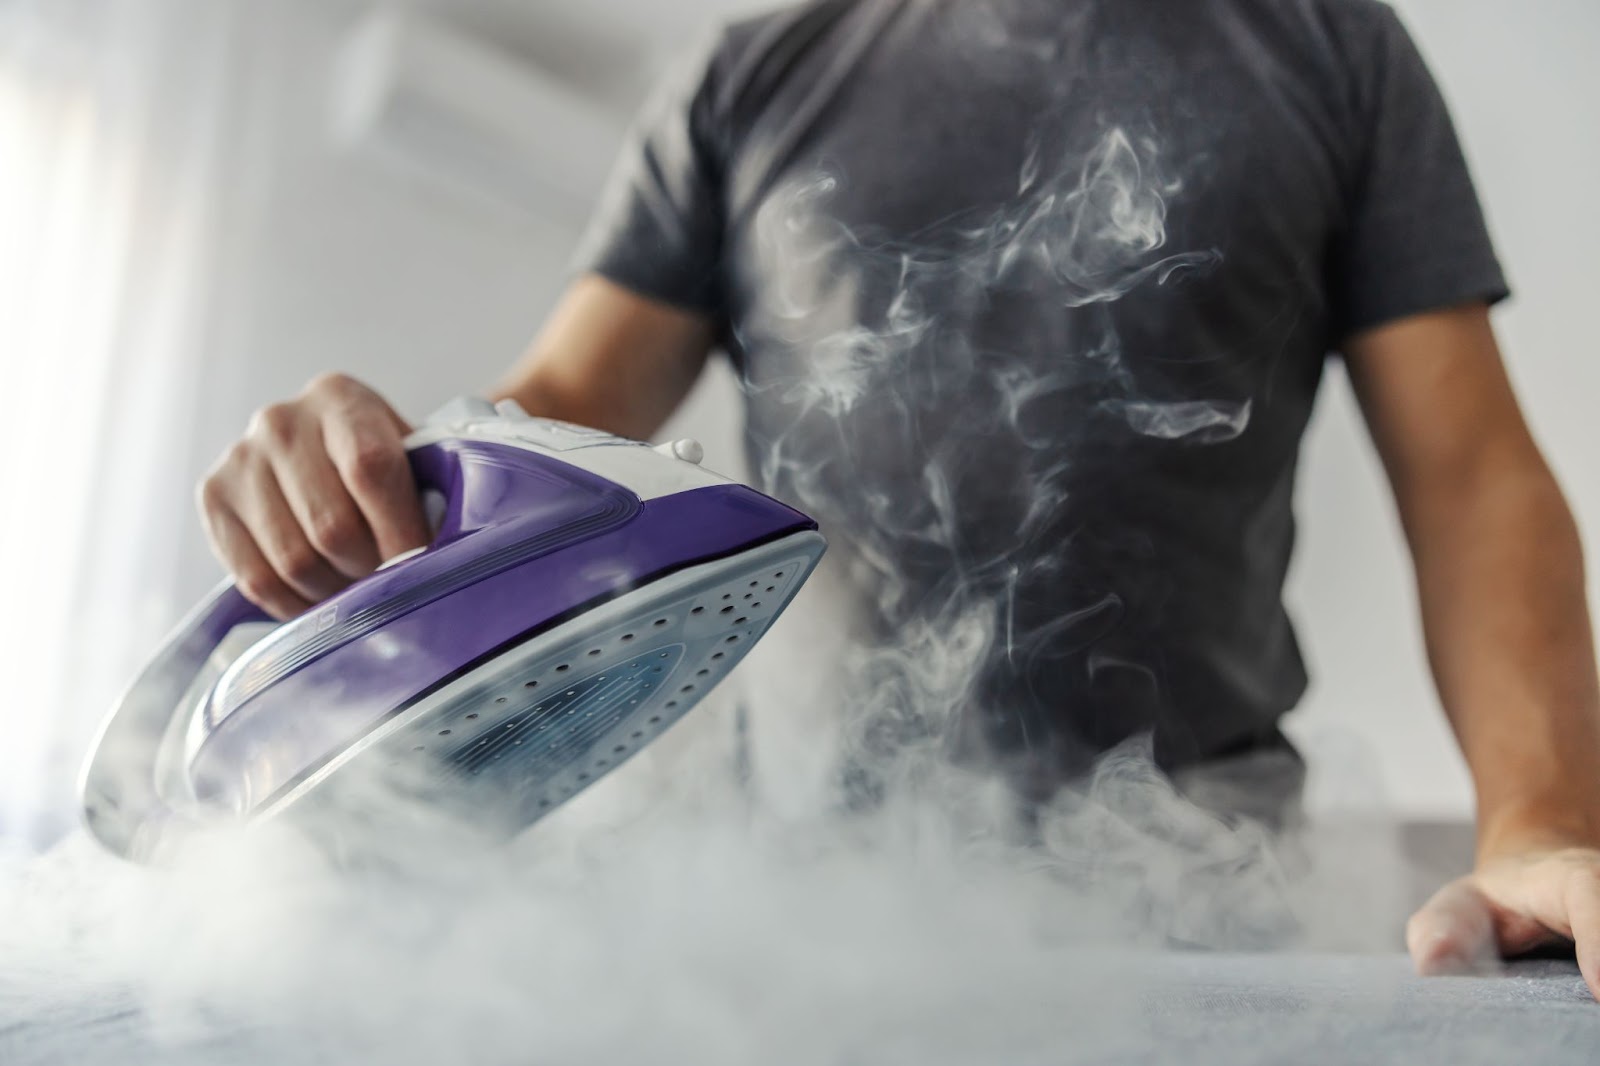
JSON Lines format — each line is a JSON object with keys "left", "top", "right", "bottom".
{"left": 81, "top": 398, "right": 825, "bottom": 862}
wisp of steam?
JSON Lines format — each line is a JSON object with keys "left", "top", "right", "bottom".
{"left": 732, "top": 122, "right": 1242, "bottom": 807}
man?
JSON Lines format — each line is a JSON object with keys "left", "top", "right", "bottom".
{"left": 198, "top": 0, "right": 1600, "bottom": 993}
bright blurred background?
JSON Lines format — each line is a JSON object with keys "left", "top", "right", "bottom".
{"left": 0, "top": 0, "right": 1595, "bottom": 852}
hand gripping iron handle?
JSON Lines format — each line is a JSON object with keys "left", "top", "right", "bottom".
{"left": 77, "top": 436, "right": 526, "bottom": 863}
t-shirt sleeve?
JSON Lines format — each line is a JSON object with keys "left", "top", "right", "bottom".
{"left": 1329, "top": 6, "right": 1509, "bottom": 341}
{"left": 570, "top": 33, "right": 731, "bottom": 316}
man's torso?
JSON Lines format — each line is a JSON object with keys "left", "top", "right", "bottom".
{"left": 716, "top": 0, "right": 1383, "bottom": 779}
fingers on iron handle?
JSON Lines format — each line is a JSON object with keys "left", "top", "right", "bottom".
{"left": 1407, "top": 880, "right": 1498, "bottom": 976}
{"left": 325, "top": 411, "right": 430, "bottom": 563}
{"left": 198, "top": 462, "right": 310, "bottom": 619}
{"left": 208, "top": 506, "right": 314, "bottom": 621}
{"left": 268, "top": 436, "right": 382, "bottom": 580}
{"left": 235, "top": 462, "right": 350, "bottom": 604}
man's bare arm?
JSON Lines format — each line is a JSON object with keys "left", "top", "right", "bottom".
{"left": 1343, "top": 303, "right": 1600, "bottom": 996}
{"left": 199, "top": 274, "right": 716, "bottom": 618}
{"left": 492, "top": 274, "right": 717, "bottom": 440}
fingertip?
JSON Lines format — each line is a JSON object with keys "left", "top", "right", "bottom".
{"left": 1406, "top": 908, "right": 1453, "bottom": 962}
{"left": 372, "top": 526, "right": 429, "bottom": 568}
{"left": 1408, "top": 883, "right": 1498, "bottom": 977}
{"left": 1411, "top": 932, "right": 1478, "bottom": 977}
{"left": 265, "top": 593, "right": 312, "bottom": 623}
{"left": 376, "top": 495, "right": 434, "bottom": 562}
{"left": 1407, "top": 913, "right": 1459, "bottom": 973}
{"left": 1575, "top": 933, "right": 1600, "bottom": 1002}
{"left": 1562, "top": 863, "right": 1600, "bottom": 1001}
{"left": 242, "top": 588, "right": 308, "bottom": 624}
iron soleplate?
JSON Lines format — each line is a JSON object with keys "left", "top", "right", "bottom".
{"left": 254, "top": 530, "right": 825, "bottom": 843}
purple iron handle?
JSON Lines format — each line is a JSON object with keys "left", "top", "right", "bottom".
{"left": 80, "top": 438, "right": 639, "bottom": 862}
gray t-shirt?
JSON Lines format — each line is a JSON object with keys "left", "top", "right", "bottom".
{"left": 578, "top": 0, "right": 1507, "bottom": 789}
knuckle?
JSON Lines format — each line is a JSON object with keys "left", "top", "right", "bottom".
{"left": 274, "top": 542, "right": 323, "bottom": 587}
{"left": 343, "top": 438, "right": 402, "bottom": 491}
{"left": 195, "top": 473, "right": 226, "bottom": 514}
{"left": 222, "top": 440, "right": 255, "bottom": 469}
{"left": 306, "top": 371, "right": 362, "bottom": 401}
{"left": 235, "top": 571, "right": 278, "bottom": 608}
{"left": 307, "top": 508, "right": 361, "bottom": 557}
{"left": 196, "top": 444, "right": 258, "bottom": 515}
{"left": 248, "top": 402, "right": 298, "bottom": 445}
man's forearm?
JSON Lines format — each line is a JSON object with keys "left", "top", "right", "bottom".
{"left": 490, "top": 275, "right": 715, "bottom": 441}
{"left": 1349, "top": 307, "right": 1600, "bottom": 989}
{"left": 1406, "top": 449, "right": 1600, "bottom": 858}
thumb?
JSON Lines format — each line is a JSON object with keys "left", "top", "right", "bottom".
{"left": 1407, "top": 878, "right": 1500, "bottom": 975}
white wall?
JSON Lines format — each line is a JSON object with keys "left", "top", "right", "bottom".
{"left": 171, "top": 0, "right": 1599, "bottom": 822}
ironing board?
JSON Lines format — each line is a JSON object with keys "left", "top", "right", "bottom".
{"left": 3, "top": 954, "right": 1594, "bottom": 1064}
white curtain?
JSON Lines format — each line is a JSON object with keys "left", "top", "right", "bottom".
{"left": 0, "top": 0, "right": 237, "bottom": 850}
